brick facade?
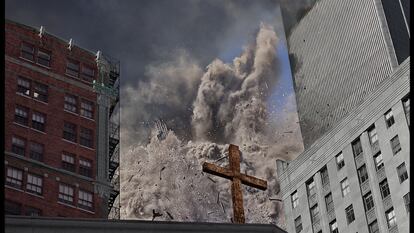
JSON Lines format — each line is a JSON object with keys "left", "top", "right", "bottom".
{"left": 5, "top": 19, "right": 107, "bottom": 218}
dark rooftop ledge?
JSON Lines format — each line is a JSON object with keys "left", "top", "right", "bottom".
{"left": 5, "top": 18, "right": 98, "bottom": 58}
{"left": 5, "top": 216, "right": 286, "bottom": 233}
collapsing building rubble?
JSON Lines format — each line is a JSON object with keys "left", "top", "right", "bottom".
{"left": 120, "top": 23, "right": 303, "bottom": 225}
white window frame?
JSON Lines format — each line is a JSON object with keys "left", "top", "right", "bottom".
{"left": 64, "top": 94, "right": 78, "bottom": 113}
{"left": 341, "top": 178, "right": 350, "bottom": 197}
{"left": 80, "top": 99, "right": 94, "bottom": 119}
{"left": 58, "top": 184, "right": 74, "bottom": 205}
{"left": 374, "top": 152, "right": 384, "bottom": 171}
{"left": 32, "top": 111, "right": 46, "bottom": 131}
{"left": 390, "top": 135, "right": 401, "bottom": 155}
{"left": 291, "top": 191, "right": 299, "bottom": 209}
{"left": 78, "top": 189, "right": 93, "bottom": 210}
{"left": 385, "top": 110, "right": 395, "bottom": 127}
{"left": 336, "top": 152, "right": 345, "bottom": 169}
{"left": 397, "top": 163, "right": 408, "bottom": 183}
{"left": 368, "top": 126, "right": 378, "bottom": 144}
{"left": 386, "top": 208, "right": 397, "bottom": 228}
{"left": 26, "top": 173, "right": 43, "bottom": 195}
{"left": 6, "top": 167, "right": 23, "bottom": 189}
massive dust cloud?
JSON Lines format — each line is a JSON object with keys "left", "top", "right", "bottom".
{"left": 120, "top": 23, "right": 303, "bottom": 227}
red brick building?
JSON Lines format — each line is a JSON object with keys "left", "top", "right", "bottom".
{"left": 4, "top": 19, "right": 120, "bottom": 218}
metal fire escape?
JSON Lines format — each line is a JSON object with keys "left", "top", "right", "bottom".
{"left": 93, "top": 52, "right": 120, "bottom": 219}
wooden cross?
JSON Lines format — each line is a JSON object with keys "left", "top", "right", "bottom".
{"left": 202, "top": 144, "right": 267, "bottom": 224}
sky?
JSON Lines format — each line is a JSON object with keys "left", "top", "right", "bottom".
{"left": 5, "top": 0, "right": 296, "bottom": 117}
{"left": 5, "top": 0, "right": 314, "bottom": 225}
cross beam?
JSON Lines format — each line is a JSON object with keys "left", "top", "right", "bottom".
{"left": 202, "top": 144, "right": 267, "bottom": 223}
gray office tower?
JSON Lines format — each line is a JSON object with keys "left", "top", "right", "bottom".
{"left": 286, "top": 0, "right": 409, "bottom": 148}
{"left": 277, "top": 0, "right": 410, "bottom": 233}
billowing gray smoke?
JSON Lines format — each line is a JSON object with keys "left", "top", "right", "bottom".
{"left": 192, "top": 23, "right": 278, "bottom": 144}
{"left": 121, "top": 23, "right": 303, "bottom": 227}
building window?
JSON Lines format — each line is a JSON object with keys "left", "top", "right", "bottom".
{"left": 33, "top": 82, "right": 48, "bottom": 102}
{"left": 32, "top": 111, "right": 46, "bottom": 132}
{"left": 386, "top": 208, "right": 397, "bottom": 228}
{"left": 58, "top": 184, "right": 74, "bottom": 205}
{"left": 5, "top": 200, "right": 22, "bottom": 215}
{"left": 78, "top": 189, "right": 94, "bottom": 211}
{"left": 25, "top": 206, "right": 42, "bottom": 216}
{"left": 325, "top": 193, "right": 334, "bottom": 213}
{"left": 20, "top": 42, "right": 35, "bottom": 61}
{"left": 369, "top": 220, "right": 379, "bottom": 233}
{"left": 64, "top": 94, "right": 78, "bottom": 113}
{"left": 364, "top": 192, "right": 375, "bottom": 211}
{"left": 320, "top": 166, "right": 329, "bottom": 186}
{"left": 379, "top": 179, "right": 391, "bottom": 199}
{"left": 374, "top": 152, "right": 384, "bottom": 171}
{"left": 80, "top": 127, "right": 93, "bottom": 148}
{"left": 352, "top": 138, "right": 363, "bottom": 157}
{"left": 5, "top": 167, "right": 23, "bottom": 189}
{"left": 79, "top": 158, "right": 92, "bottom": 177}
{"left": 403, "top": 193, "right": 410, "bottom": 213}
{"left": 310, "top": 204, "right": 320, "bottom": 223}
{"left": 36, "top": 49, "right": 51, "bottom": 67}
{"left": 358, "top": 165, "right": 369, "bottom": 183}
{"left": 340, "top": 178, "right": 350, "bottom": 197}
{"left": 397, "top": 162, "right": 408, "bottom": 183}
{"left": 63, "top": 122, "right": 77, "bottom": 142}
{"left": 80, "top": 99, "right": 94, "bottom": 119}
{"left": 368, "top": 125, "right": 378, "bottom": 145}
{"left": 329, "top": 220, "right": 338, "bottom": 233}
{"left": 29, "top": 141, "right": 44, "bottom": 162}
{"left": 402, "top": 97, "right": 410, "bottom": 126}
{"left": 14, "top": 105, "right": 29, "bottom": 126}
{"left": 66, "top": 59, "right": 80, "bottom": 78}
{"left": 81, "top": 66, "right": 95, "bottom": 82}
{"left": 294, "top": 216, "right": 302, "bottom": 233}
{"left": 17, "top": 76, "right": 31, "bottom": 96}
{"left": 390, "top": 135, "right": 401, "bottom": 155}
{"left": 26, "top": 173, "right": 43, "bottom": 195}
{"left": 61, "top": 152, "right": 76, "bottom": 172}
{"left": 306, "top": 178, "right": 316, "bottom": 197}
{"left": 336, "top": 152, "right": 345, "bottom": 170}
{"left": 291, "top": 191, "right": 299, "bottom": 209}
{"left": 345, "top": 204, "right": 355, "bottom": 224}
{"left": 385, "top": 110, "right": 395, "bottom": 128}
{"left": 12, "top": 136, "right": 26, "bottom": 156}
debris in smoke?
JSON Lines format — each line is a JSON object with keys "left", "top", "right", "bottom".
{"left": 160, "top": 166, "right": 166, "bottom": 180}
{"left": 208, "top": 176, "right": 216, "bottom": 183}
{"left": 166, "top": 211, "right": 174, "bottom": 220}
{"left": 152, "top": 209, "right": 163, "bottom": 221}
{"left": 120, "top": 22, "right": 304, "bottom": 224}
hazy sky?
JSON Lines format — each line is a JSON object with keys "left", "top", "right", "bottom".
{"left": 5, "top": 0, "right": 304, "bottom": 147}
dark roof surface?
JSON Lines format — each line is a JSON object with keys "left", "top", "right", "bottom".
{"left": 5, "top": 216, "right": 286, "bottom": 233}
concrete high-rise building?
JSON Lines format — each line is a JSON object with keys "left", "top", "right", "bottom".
{"left": 286, "top": 0, "right": 410, "bottom": 148}
{"left": 277, "top": 60, "right": 409, "bottom": 233}
{"left": 4, "top": 19, "right": 120, "bottom": 218}
{"left": 277, "top": 0, "right": 410, "bottom": 233}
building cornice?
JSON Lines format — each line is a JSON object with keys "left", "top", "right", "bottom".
{"left": 5, "top": 18, "right": 97, "bottom": 57}
{"left": 5, "top": 55, "right": 95, "bottom": 93}
{"left": 5, "top": 151, "right": 96, "bottom": 183}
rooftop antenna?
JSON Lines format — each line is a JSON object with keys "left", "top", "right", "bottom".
{"left": 38, "top": 26, "right": 45, "bottom": 38}
{"left": 68, "top": 39, "right": 74, "bottom": 50}
{"left": 96, "top": 50, "right": 102, "bottom": 62}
